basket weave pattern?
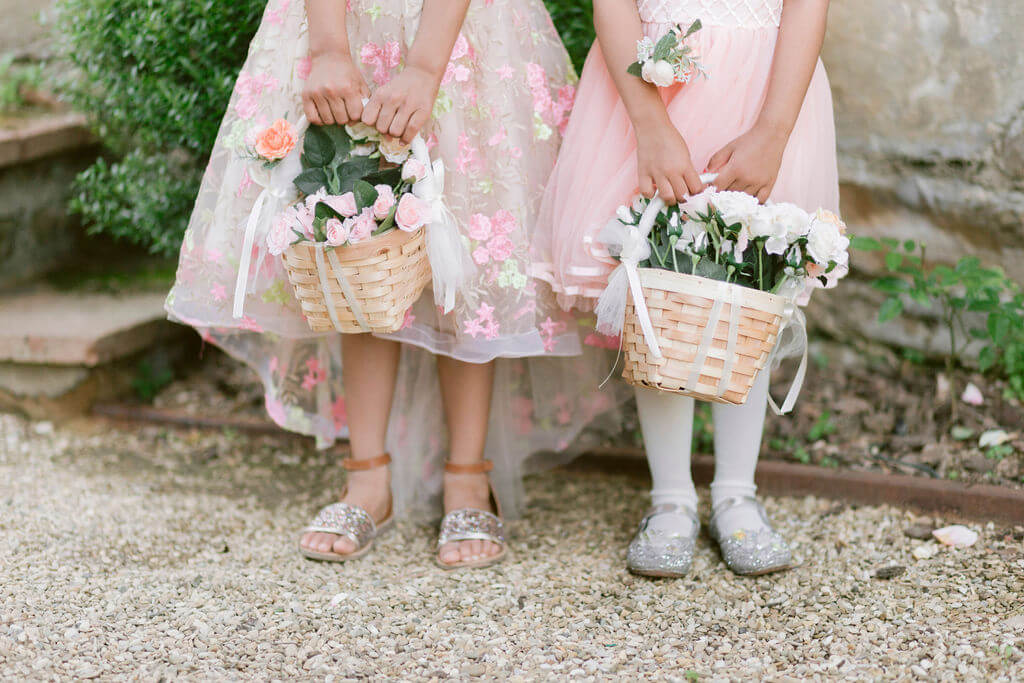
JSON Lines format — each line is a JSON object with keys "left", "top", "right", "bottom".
{"left": 622, "top": 269, "right": 786, "bottom": 405}
{"left": 282, "top": 227, "right": 432, "bottom": 334}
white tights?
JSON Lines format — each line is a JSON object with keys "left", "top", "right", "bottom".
{"left": 635, "top": 371, "right": 771, "bottom": 531}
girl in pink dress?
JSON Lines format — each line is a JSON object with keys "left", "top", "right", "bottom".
{"left": 535, "top": 0, "right": 840, "bottom": 576}
{"left": 166, "top": 0, "right": 620, "bottom": 569}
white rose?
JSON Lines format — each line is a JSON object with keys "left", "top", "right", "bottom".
{"left": 806, "top": 219, "right": 850, "bottom": 265}
{"left": 650, "top": 60, "right": 676, "bottom": 88}
{"left": 640, "top": 60, "right": 657, "bottom": 84}
{"left": 711, "top": 191, "right": 759, "bottom": 229}
{"left": 771, "top": 202, "right": 812, "bottom": 242}
{"left": 631, "top": 195, "right": 648, "bottom": 214}
{"left": 345, "top": 122, "right": 380, "bottom": 143}
{"left": 616, "top": 205, "right": 634, "bottom": 223}
{"left": 680, "top": 188, "right": 713, "bottom": 220}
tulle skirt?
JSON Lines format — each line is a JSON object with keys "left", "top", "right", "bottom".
{"left": 165, "top": 0, "right": 627, "bottom": 520}
{"left": 533, "top": 22, "right": 841, "bottom": 308}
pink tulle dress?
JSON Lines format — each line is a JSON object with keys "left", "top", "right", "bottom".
{"left": 533, "top": 0, "right": 841, "bottom": 308}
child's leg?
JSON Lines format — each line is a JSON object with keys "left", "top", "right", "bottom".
{"left": 301, "top": 333, "right": 401, "bottom": 556}
{"left": 710, "top": 371, "right": 770, "bottom": 531}
{"left": 436, "top": 356, "right": 500, "bottom": 564}
{"left": 635, "top": 387, "right": 699, "bottom": 533}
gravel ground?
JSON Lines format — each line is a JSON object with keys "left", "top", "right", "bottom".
{"left": 1, "top": 413, "right": 1022, "bottom": 681}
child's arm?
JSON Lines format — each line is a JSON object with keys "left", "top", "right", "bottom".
{"left": 594, "top": 0, "right": 704, "bottom": 204}
{"left": 707, "top": 0, "right": 830, "bottom": 202}
{"left": 303, "top": 0, "right": 370, "bottom": 125}
{"left": 361, "top": 0, "right": 472, "bottom": 144}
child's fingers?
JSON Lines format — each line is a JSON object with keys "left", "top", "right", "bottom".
{"left": 313, "top": 95, "right": 335, "bottom": 125}
{"left": 638, "top": 174, "right": 655, "bottom": 198}
{"left": 326, "top": 97, "right": 349, "bottom": 126}
{"left": 374, "top": 98, "right": 399, "bottom": 135}
{"left": 706, "top": 146, "right": 732, "bottom": 173}
{"left": 682, "top": 166, "right": 706, "bottom": 196}
{"left": 360, "top": 96, "right": 383, "bottom": 127}
{"left": 756, "top": 186, "right": 771, "bottom": 204}
{"left": 302, "top": 97, "right": 323, "bottom": 126}
{"left": 388, "top": 105, "right": 413, "bottom": 139}
{"left": 401, "top": 110, "right": 429, "bottom": 144}
{"left": 343, "top": 93, "right": 364, "bottom": 124}
{"left": 655, "top": 175, "right": 677, "bottom": 205}
{"left": 712, "top": 163, "right": 737, "bottom": 192}
{"left": 668, "top": 173, "right": 690, "bottom": 205}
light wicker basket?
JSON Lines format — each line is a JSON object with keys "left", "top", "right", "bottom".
{"left": 281, "top": 227, "right": 432, "bottom": 334}
{"left": 622, "top": 268, "right": 787, "bottom": 405}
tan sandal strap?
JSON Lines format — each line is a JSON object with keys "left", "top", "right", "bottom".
{"left": 443, "top": 459, "right": 494, "bottom": 475}
{"left": 342, "top": 452, "right": 392, "bottom": 471}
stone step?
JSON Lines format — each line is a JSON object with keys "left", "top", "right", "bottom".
{"left": 0, "top": 288, "right": 182, "bottom": 367}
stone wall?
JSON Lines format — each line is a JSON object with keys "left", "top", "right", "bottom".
{"left": 0, "top": 2, "right": 56, "bottom": 57}
{"left": 815, "top": 0, "right": 1024, "bottom": 351}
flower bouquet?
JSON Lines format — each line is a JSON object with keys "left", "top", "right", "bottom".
{"left": 596, "top": 187, "right": 849, "bottom": 412}
{"left": 236, "top": 118, "right": 467, "bottom": 334}
{"left": 627, "top": 20, "right": 706, "bottom": 88}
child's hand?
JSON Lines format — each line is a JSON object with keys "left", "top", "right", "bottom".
{"left": 636, "top": 122, "right": 706, "bottom": 205}
{"left": 361, "top": 65, "right": 439, "bottom": 145}
{"left": 302, "top": 52, "right": 370, "bottom": 126}
{"left": 706, "top": 123, "right": 789, "bottom": 203}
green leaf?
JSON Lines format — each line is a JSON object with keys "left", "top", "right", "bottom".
{"left": 885, "top": 251, "right": 903, "bottom": 271}
{"left": 683, "top": 19, "right": 702, "bottom": 37}
{"left": 978, "top": 346, "right": 997, "bottom": 371}
{"left": 626, "top": 62, "right": 643, "bottom": 78}
{"left": 850, "top": 236, "right": 882, "bottom": 251}
{"left": 871, "top": 276, "right": 909, "bottom": 294}
{"left": 878, "top": 297, "right": 903, "bottom": 323}
{"left": 362, "top": 167, "right": 403, "bottom": 188}
{"left": 694, "top": 259, "right": 729, "bottom": 281}
{"left": 293, "top": 168, "right": 328, "bottom": 195}
{"left": 652, "top": 32, "right": 677, "bottom": 61}
{"left": 321, "top": 124, "right": 352, "bottom": 161}
{"left": 352, "top": 180, "right": 378, "bottom": 210}
{"left": 336, "top": 156, "right": 382, "bottom": 193}
{"left": 903, "top": 240, "right": 917, "bottom": 252}
{"left": 302, "top": 126, "right": 336, "bottom": 168}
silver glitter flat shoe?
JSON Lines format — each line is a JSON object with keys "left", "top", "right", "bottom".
{"left": 626, "top": 503, "right": 701, "bottom": 578}
{"left": 436, "top": 459, "right": 508, "bottom": 570}
{"left": 298, "top": 453, "right": 393, "bottom": 562}
{"left": 708, "top": 496, "right": 793, "bottom": 576}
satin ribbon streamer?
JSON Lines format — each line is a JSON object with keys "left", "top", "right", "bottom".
{"left": 409, "top": 135, "right": 471, "bottom": 314}
{"left": 232, "top": 116, "right": 309, "bottom": 319}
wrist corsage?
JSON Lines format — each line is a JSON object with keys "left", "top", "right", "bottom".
{"left": 627, "top": 20, "right": 706, "bottom": 88}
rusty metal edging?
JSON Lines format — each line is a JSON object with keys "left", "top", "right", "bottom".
{"left": 92, "top": 404, "right": 1024, "bottom": 524}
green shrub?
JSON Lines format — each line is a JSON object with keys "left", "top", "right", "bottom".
{"left": 56, "top": 1, "right": 594, "bottom": 256}
{"left": 855, "top": 236, "right": 1024, "bottom": 400}
{"left": 54, "top": 0, "right": 267, "bottom": 255}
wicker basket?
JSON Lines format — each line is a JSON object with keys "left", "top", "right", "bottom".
{"left": 282, "top": 227, "right": 432, "bottom": 334}
{"left": 622, "top": 268, "right": 787, "bottom": 405}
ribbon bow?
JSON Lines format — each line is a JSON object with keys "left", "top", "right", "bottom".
{"left": 409, "top": 135, "right": 471, "bottom": 314}
{"left": 232, "top": 116, "right": 308, "bottom": 319}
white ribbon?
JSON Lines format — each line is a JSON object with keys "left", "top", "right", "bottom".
{"left": 409, "top": 136, "right": 470, "bottom": 314}
{"left": 767, "top": 280, "right": 809, "bottom": 416}
{"left": 232, "top": 116, "right": 309, "bottom": 319}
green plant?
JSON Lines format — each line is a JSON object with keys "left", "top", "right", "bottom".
{"left": 54, "top": 0, "right": 268, "bottom": 255}
{"left": 807, "top": 410, "right": 837, "bottom": 442}
{"left": 544, "top": 0, "right": 594, "bottom": 73}
{"left": 0, "top": 54, "right": 43, "bottom": 111}
{"left": 855, "top": 237, "right": 1024, "bottom": 399}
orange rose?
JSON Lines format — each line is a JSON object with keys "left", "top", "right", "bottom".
{"left": 255, "top": 119, "right": 297, "bottom": 161}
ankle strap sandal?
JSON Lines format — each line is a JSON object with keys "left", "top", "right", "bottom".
{"left": 298, "top": 452, "right": 394, "bottom": 563}
{"left": 436, "top": 459, "right": 508, "bottom": 570}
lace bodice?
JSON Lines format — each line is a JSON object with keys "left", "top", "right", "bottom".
{"left": 638, "top": 0, "right": 783, "bottom": 28}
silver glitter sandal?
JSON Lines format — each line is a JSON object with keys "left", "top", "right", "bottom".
{"left": 298, "top": 452, "right": 393, "bottom": 562}
{"left": 626, "top": 503, "right": 701, "bottom": 578}
{"left": 708, "top": 495, "right": 793, "bottom": 576}
{"left": 436, "top": 459, "right": 508, "bottom": 570}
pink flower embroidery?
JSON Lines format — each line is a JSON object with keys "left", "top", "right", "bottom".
{"left": 331, "top": 397, "right": 347, "bottom": 430}
{"left": 236, "top": 169, "right": 254, "bottom": 197}
{"left": 487, "top": 127, "right": 507, "bottom": 147}
{"left": 486, "top": 235, "right": 514, "bottom": 262}
{"left": 266, "top": 396, "right": 287, "bottom": 426}
{"left": 239, "top": 316, "right": 263, "bottom": 333}
{"left": 450, "top": 34, "right": 470, "bottom": 61}
{"left": 456, "top": 133, "right": 480, "bottom": 174}
{"left": 301, "top": 358, "right": 326, "bottom": 390}
{"left": 401, "top": 309, "right": 416, "bottom": 330}
{"left": 490, "top": 210, "right": 517, "bottom": 236}
{"left": 472, "top": 246, "right": 491, "bottom": 266}
{"left": 496, "top": 65, "right": 515, "bottom": 81}
{"left": 463, "top": 318, "right": 485, "bottom": 338}
{"left": 539, "top": 316, "right": 567, "bottom": 352}
{"left": 361, "top": 41, "right": 401, "bottom": 85}
{"left": 265, "top": 0, "right": 290, "bottom": 25}
{"left": 467, "top": 214, "right": 491, "bottom": 241}
{"left": 235, "top": 96, "right": 259, "bottom": 120}
{"left": 584, "top": 332, "right": 621, "bottom": 350}
{"left": 211, "top": 284, "right": 227, "bottom": 301}
{"left": 296, "top": 56, "right": 312, "bottom": 80}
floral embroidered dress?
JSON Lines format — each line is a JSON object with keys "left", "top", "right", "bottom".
{"left": 166, "top": 0, "right": 623, "bottom": 519}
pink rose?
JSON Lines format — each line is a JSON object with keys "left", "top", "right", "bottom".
{"left": 486, "top": 235, "right": 514, "bottom": 262}
{"left": 293, "top": 204, "right": 316, "bottom": 239}
{"left": 402, "top": 159, "right": 427, "bottom": 182}
{"left": 395, "top": 193, "right": 430, "bottom": 232}
{"left": 467, "top": 213, "right": 491, "bottom": 241}
{"left": 490, "top": 210, "right": 517, "bottom": 236}
{"left": 235, "top": 96, "right": 259, "bottom": 120}
{"left": 304, "top": 188, "right": 328, "bottom": 213}
{"left": 472, "top": 246, "right": 490, "bottom": 265}
{"left": 324, "top": 192, "right": 357, "bottom": 218}
{"left": 324, "top": 218, "right": 349, "bottom": 247}
{"left": 348, "top": 208, "right": 376, "bottom": 243}
{"left": 267, "top": 213, "right": 295, "bottom": 255}
{"left": 373, "top": 185, "right": 396, "bottom": 220}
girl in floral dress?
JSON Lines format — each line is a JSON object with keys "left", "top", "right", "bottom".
{"left": 166, "top": 0, "right": 618, "bottom": 568}
{"left": 535, "top": 0, "right": 840, "bottom": 576}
